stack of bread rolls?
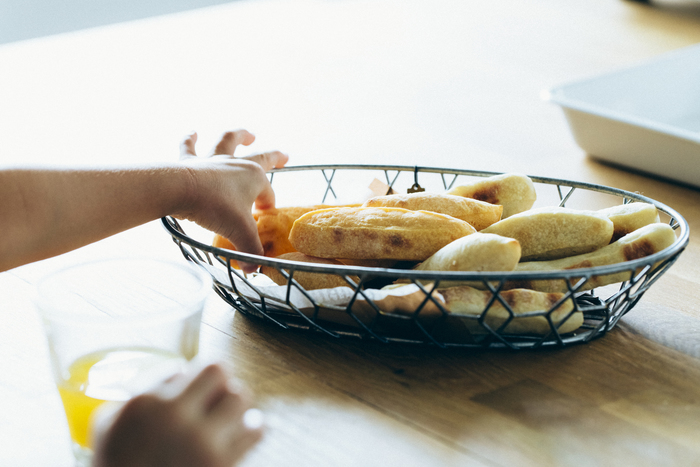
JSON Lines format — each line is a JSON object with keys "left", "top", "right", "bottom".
{"left": 212, "top": 172, "right": 675, "bottom": 337}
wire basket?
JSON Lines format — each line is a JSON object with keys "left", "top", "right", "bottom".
{"left": 162, "top": 165, "right": 689, "bottom": 349}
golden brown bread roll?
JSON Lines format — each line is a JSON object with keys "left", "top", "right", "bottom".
{"left": 413, "top": 233, "right": 521, "bottom": 287}
{"left": 362, "top": 192, "right": 502, "bottom": 231}
{"left": 440, "top": 286, "right": 582, "bottom": 335}
{"left": 260, "top": 252, "right": 359, "bottom": 290}
{"left": 508, "top": 223, "right": 677, "bottom": 293}
{"left": 212, "top": 204, "right": 359, "bottom": 268}
{"left": 289, "top": 207, "right": 476, "bottom": 261}
{"left": 481, "top": 206, "right": 614, "bottom": 261}
{"left": 447, "top": 173, "right": 536, "bottom": 218}
{"left": 596, "top": 202, "right": 659, "bottom": 242}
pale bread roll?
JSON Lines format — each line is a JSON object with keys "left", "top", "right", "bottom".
{"left": 508, "top": 223, "right": 676, "bottom": 293}
{"left": 414, "top": 233, "right": 521, "bottom": 288}
{"left": 596, "top": 202, "right": 659, "bottom": 242}
{"left": 440, "top": 286, "right": 582, "bottom": 335}
{"left": 448, "top": 173, "right": 536, "bottom": 218}
{"left": 260, "top": 252, "right": 359, "bottom": 290}
{"left": 362, "top": 192, "right": 502, "bottom": 231}
{"left": 289, "top": 207, "right": 476, "bottom": 261}
{"left": 481, "top": 206, "right": 614, "bottom": 261}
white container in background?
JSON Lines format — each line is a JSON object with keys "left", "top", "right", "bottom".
{"left": 544, "top": 43, "right": 700, "bottom": 188}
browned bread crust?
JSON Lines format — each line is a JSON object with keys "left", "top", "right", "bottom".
{"left": 509, "top": 223, "right": 675, "bottom": 293}
{"left": 362, "top": 192, "right": 502, "bottom": 230}
{"left": 289, "top": 207, "right": 476, "bottom": 261}
{"left": 261, "top": 252, "right": 359, "bottom": 290}
{"left": 212, "top": 204, "right": 358, "bottom": 267}
{"left": 448, "top": 173, "right": 536, "bottom": 218}
{"left": 440, "top": 286, "right": 581, "bottom": 335}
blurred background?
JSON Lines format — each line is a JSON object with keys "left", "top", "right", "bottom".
{"left": 0, "top": 0, "right": 242, "bottom": 44}
{"left": 1, "top": 0, "right": 699, "bottom": 173}
{"left": 3, "top": 0, "right": 700, "bottom": 45}
{"left": 1, "top": 0, "right": 699, "bottom": 174}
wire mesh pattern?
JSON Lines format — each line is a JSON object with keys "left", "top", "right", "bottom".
{"left": 162, "top": 165, "right": 689, "bottom": 349}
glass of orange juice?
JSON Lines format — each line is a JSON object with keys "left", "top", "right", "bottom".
{"left": 35, "top": 258, "right": 212, "bottom": 466}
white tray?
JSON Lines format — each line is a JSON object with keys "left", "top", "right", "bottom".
{"left": 545, "top": 44, "right": 700, "bottom": 189}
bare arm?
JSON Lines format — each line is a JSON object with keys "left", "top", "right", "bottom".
{"left": 0, "top": 130, "right": 283, "bottom": 467}
{"left": 0, "top": 164, "right": 191, "bottom": 270}
{"left": 0, "top": 130, "right": 287, "bottom": 272}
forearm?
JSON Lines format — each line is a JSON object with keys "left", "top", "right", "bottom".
{"left": 0, "top": 164, "right": 193, "bottom": 272}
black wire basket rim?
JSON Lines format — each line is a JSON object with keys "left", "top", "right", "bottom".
{"left": 161, "top": 164, "right": 689, "bottom": 281}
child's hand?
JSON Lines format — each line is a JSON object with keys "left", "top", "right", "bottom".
{"left": 176, "top": 130, "right": 288, "bottom": 273}
{"left": 91, "top": 363, "right": 263, "bottom": 467}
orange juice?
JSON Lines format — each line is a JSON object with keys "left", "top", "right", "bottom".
{"left": 57, "top": 347, "right": 187, "bottom": 448}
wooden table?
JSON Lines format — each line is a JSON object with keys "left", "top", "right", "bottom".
{"left": 1, "top": 0, "right": 700, "bottom": 465}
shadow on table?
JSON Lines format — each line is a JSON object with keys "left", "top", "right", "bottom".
{"left": 238, "top": 316, "right": 700, "bottom": 466}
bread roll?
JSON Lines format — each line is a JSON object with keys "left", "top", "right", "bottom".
{"left": 448, "top": 173, "right": 536, "bottom": 218}
{"left": 362, "top": 192, "right": 502, "bottom": 231}
{"left": 212, "top": 204, "right": 358, "bottom": 268}
{"left": 597, "top": 202, "right": 659, "bottom": 242}
{"left": 440, "top": 286, "right": 582, "bottom": 335}
{"left": 289, "top": 207, "right": 476, "bottom": 261}
{"left": 508, "top": 223, "right": 677, "bottom": 293}
{"left": 261, "top": 252, "right": 359, "bottom": 290}
{"left": 414, "top": 233, "right": 521, "bottom": 287}
{"left": 337, "top": 258, "right": 405, "bottom": 269}
{"left": 481, "top": 206, "right": 614, "bottom": 261}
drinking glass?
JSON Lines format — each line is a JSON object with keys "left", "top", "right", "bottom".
{"left": 35, "top": 257, "right": 212, "bottom": 466}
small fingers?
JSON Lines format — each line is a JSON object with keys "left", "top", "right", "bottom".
{"left": 180, "top": 132, "right": 198, "bottom": 160}
{"left": 207, "top": 383, "right": 251, "bottom": 431}
{"left": 254, "top": 182, "right": 276, "bottom": 212}
{"left": 226, "top": 413, "right": 265, "bottom": 465}
{"left": 179, "top": 364, "right": 230, "bottom": 415}
{"left": 222, "top": 209, "right": 264, "bottom": 273}
{"left": 242, "top": 151, "right": 289, "bottom": 171}
{"left": 211, "top": 130, "right": 256, "bottom": 156}
{"left": 208, "top": 391, "right": 263, "bottom": 464}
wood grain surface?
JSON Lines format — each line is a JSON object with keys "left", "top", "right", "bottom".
{"left": 1, "top": 0, "right": 699, "bottom": 465}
